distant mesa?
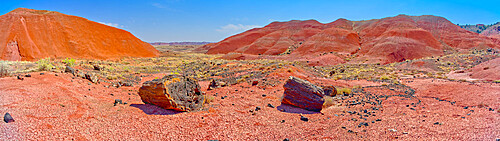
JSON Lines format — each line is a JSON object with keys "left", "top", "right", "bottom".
{"left": 149, "top": 42, "right": 212, "bottom": 46}
{"left": 0, "top": 8, "right": 159, "bottom": 61}
{"left": 204, "top": 15, "right": 499, "bottom": 64}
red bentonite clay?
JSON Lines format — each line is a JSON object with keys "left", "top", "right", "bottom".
{"left": 0, "top": 8, "right": 159, "bottom": 61}
{"left": 205, "top": 15, "right": 499, "bottom": 64}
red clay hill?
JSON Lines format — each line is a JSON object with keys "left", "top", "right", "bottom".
{"left": 205, "top": 15, "right": 499, "bottom": 64}
{"left": 0, "top": 8, "right": 159, "bottom": 61}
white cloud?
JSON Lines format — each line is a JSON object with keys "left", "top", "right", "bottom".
{"left": 152, "top": 3, "right": 165, "bottom": 9}
{"left": 98, "top": 22, "right": 124, "bottom": 29}
{"left": 216, "top": 24, "right": 261, "bottom": 34}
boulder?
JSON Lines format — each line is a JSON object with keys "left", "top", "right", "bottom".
{"left": 281, "top": 76, "right": 325, "bottom": 112}
{"left": 65, "top": 66, "right": 75, "bottom": 76}
{"left": 85, "top": 73, "right": 98, "bottom": 83}
{"left": 323, "top": 86, "right": 337, "bottom": 97}
{"left": 138, "top": 75, "right": 205, "bottom": 112}
{"left": 4, "top": 112, "right": 14, "bottom": 123}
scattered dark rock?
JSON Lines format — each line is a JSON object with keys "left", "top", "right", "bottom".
{"left": 300, "top": 115, "right": 309, "bottom": 122}
{"left": 323, "top": 85, "right": 337, "bottom": 97}
{"left": 17, "top": 75, "right": 23, "bottom": 80}
{"left": 85, "top": 73, "right": 98, "bottom": 83}
{"left": 119, "top": 81, "right": 134, "bottom": 87}
{"left": 283, "top": 138, "right": 290, "bottom": 141}
{"left": 282, "top": 76, "right": 325, "bottom": 112}
{"left": 434, "top": 122, "right": 441, "bottom": 125}
{"left": 252, "top": 80, "right": 259, "bottom": 86}
{"left": 208, "top": 79, "right": 218, "bottom": 90}
{"left": 4, "top": 113, "right": 14, "bottom": 123}
{"left": 114, "top": 99, "right": 123, "bottom": 106}
{"left": 281, "top": 120, "right": 285, "bottom": 123}
{"left": 358, "top": 122, "right": 369, "bottom": 127}
{"left": 65, "top": 66, "right": 75, "bottom": 76}
{"left": 40, "top": 73, "right": 45, "bottom": 75}
{"left": 464, "top": 106, "right": 468, "bottom": 109}
{"left": 262, "top": 94, "right": 267, "bottom": 97}
{"left": 138, "top": 75, "right": 205, "bottom": 112}
{"left": 267, "top": 103, "right": 275, "bottom": 108}
{"left": 255, "top": 106, "right": 261, "bottom": 111}
{"left": 93, "top": 65, "right": 103, "bottom": 71}
{"left": 25, "top": 74, "right": 31, "bottom": 77}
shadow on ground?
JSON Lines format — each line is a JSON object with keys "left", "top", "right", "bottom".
{"left": 130, "top": 104, "right": 183, "bottom": 115}
{"left": 276, "top": 104, "right": 320, "bottom": 114}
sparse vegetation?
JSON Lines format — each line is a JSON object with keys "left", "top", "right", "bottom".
{"left": 36, "top": 58, "right": 54, "bottom": 71}
{"left": 336, "top": 88, "right": 352, "bottom": 95}
{"left": 62, "top": 58, "right": 76, "bottom": 67}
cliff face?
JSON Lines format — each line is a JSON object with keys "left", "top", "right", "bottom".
{"left": 205, "top": 15, "right": 499, "bottom": 64}
{"left": 0, "top": 8, "right": 159, "bottom": 61}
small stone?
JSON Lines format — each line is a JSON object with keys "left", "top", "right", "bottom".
{"left": 434, "top": 122, "right": 440, "bottom": 125}
{"left": 281, "top": 120, "right": 285, "bottom": 123}
{"left": 25, "top": 74, "right": 31, "bottom": 77}
{"left": 300, "top": 116, "right": 309, "bottom": 122}
{"left": 463, "top": 106, "right": 468, "bottom": 109}
{"left": 253, "top": 106, "right": 261, "bottom": 111}
{"left": 40, "top": 73, "right": 45, "bottom": 75}
{"left": 55, "top": 74, "right": 58, "bottom": 76}
{"left": 388, "top": 129, "right": 397, "bottom": 132}
{"left": 283, "top": 138, "right": 290, "bottom": 141}
{"left": 17, "top": 75, "right": 23, "bottom": 80}
{"left": 65, "top": 66, "right": 75, "bottom": 76}
{"left": 4, "top": 113, "right": 14, "bottom": 123}
{"left": 262, "top": 94, "right": 267, "bottom": 97}
{"left": 114, "top": 99, "right": 123, "bottom": 106}
{"left": 376, "top": 119, "right": 382, "bottom": 121}
{"left": 267, "top": 103, "right": 275, "bottom": 108}
{"left": 252, "top": 80, "right": 259, "bottom": 86}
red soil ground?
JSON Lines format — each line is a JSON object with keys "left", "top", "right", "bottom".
{"left": 1, "top": 68, "right": 498, "bottom": 140}
{"left": 0, "top": 8, "right": 159, "bottom": 61}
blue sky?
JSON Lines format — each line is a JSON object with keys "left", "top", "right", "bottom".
{"left": 0, "top": 0, "right": 498, "bottom": 42}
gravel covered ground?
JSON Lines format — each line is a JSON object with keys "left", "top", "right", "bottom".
{"left": 1, "top": 66, "right": 498, "bottom": 140}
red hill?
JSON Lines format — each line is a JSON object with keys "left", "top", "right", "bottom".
{"left": 205, "top": 15, "right": 499, "bottom": 64}
{"left": 0, "top": 8, "right": 159, "bottom": 61}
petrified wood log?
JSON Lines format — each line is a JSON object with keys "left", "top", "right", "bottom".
{"left": 138, "top": 75, "right": 204, "bottom": 112}
{"left": 281, "top": 76, "right": 325, "bottom": 112}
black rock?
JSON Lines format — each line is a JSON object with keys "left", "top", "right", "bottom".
{"left": 25, "top": 74, "right": 31, "bottom": 77}
{"left": 359, "top": 122, "right": 369, "bottom": 127}
{"left": 267, "top": 103, "right": 275, "bottom": 108}
{"left": 262, "top": 94, "right": 267, "bottom": 97}
{"left": 17, "top": 75, "right": 23, "bottom": 80}
{"left": 434, "top": 122, "right": 440, "bottom": 125}
{"left": 464, "top": 106, "right": 468, "bottom": 109}
{"left": 4, "top": 113, "right": 14, "bottom": 123}
{"left": 283, "top": 138, "right": 290, "bottom": 141}
{"left": 255, "top": 106, "right": 261, "bottom": 111}
{"left": 40, "top": 73, "right": 45, "bottom": 75}
{"left": 281, "top": 120, "right": 285, "bottom": 123}
{"left": 376, "top": 119, "right": 382, "bottom": 121}
{"left": 114, "top": 99, "right": 123, "bottom": 106}
{"left": 65, "top": 66, "right": 75, "bottom": 76}
{"left": 300, "top": 116, "right": 309, "bottom": 122}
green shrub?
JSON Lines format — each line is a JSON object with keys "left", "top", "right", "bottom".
{"left": 380, "top": 75, "right": 390, "bottom": 80}
{"left": 62, "top": 58, "right": 76, "bottom": 67}
{"left": 36, "top": 58, "right": 54, "bottom": 71}
{"left": 336, "top": 88, "right": 352, "bottom": 95}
